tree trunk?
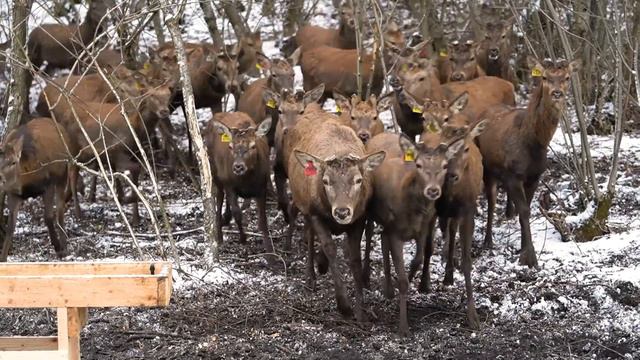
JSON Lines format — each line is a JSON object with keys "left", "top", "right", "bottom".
{"left": 116, "top": 5, "right": 140, "bottom": 69}
{"left": 163, "top": 0, "right": 219, "bottom": 258}
{"left": 419, "top": 0, "right": 445, "bottom": 55}
{"left": 148, "top": 0, "right": 166, "bottom": 45}
{"left": 221, "top": 0, "right": 247, "bottom": 38}
{"left": 199, "top": 0, "right": 224, "bottom": 48}
{"left": 283, "top": 0, "right": 304, "bottom": 37}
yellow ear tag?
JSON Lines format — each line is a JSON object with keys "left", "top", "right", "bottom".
{"left": 531, "top": 68, "right": 543, "bottom": 77}
{"left": 439, "top": 49, "right": 448, "bottom": 57}
{"left": 221, "top": 133, "right": 232, "bottom": 143}
{"left": 401, "top": 63, "right": 408, "bottom": 72}
{"left": 135, "top": 82, "right": 143, "bottom": 90}
{"left": 336, "top": 105, "right": 342, "bottom": 113}
{"left": 404, "top": 149, "right": 416, "bottom": 162}
{"left": 143, "top": 62, "right": 151, "bottom": 70}
{"left": 426, "top": 121, "right": 439, "bottom": 133}
{"left": 412, "top": 106, "right": 422, "bottom": 113}
{"left": 266, "top": 99, "right": 277, "bottom": 108}
{"left": 256, "top": 63, "right": 262, "bottom": 70}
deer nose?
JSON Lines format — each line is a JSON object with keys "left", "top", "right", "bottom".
{"left": 451, "top": 72, "right": 464, "bottom": 81}
{"left": 424, "top": 187, "right": 441, "bottom": 200}
{"left": 357, "top": 132, "right": 370, "bottom": 143}
{"left": 333, "top": 207, "right": 352, "bottom": 222}
{"left": 232, "top": 162, "right": 247, "bottom": 175}
{"left": 489, "top": 48, "right": 500, "bottom": 58}
{"left": 551, "top": 90, "right": 564, "bottom": 99}
{"left": 449, "top": 173, "right": 460, "bottom": 182}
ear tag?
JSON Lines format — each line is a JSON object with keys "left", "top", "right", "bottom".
{"left": 135, "top": 82, "right": 143, "bottom": 90}
{"left": 256, "top": 63, "right": 263, "bottom": 70}
{"left": 439, "top": 49, "right": 448, "bottom": 57}
{"left": 304, "top": 161, "right": 317, "bottom": 176}
{"left": 531, "top": 68, "right": 542, "bottom": 77}
{"left": 143, "top": 62, "right": 151, "bottom": 70}
{"left": 403, "top": 149, "right": 416, "bottom": 162}
{"left": 412, "top": 106, "right": 422, "bottom": 114}
{"left": 336, "top": 105, "right": 342, "bottom": 113}
{"left": 426, "top": 121, "right": 439, "bottom": 133}
{"left": 266, "top": 99, "right": 277, "bottom": 108}
{"left": 401, "top": 63, "right": 408, "bottom": 72}
{"left": 221, "top": 133, "right": 232, "bottom": 143}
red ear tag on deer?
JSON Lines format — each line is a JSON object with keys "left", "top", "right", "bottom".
{"left": 304, "top": 161, "right": 317, "bottom": 176}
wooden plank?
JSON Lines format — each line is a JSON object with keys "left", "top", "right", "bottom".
{"left": 64, "top": 308, "right": 83, "bottom": 360}
{"left": 0, "top": 337, "right": 58, "bottom": 351}
{"left": 57, "top": 308, "right": 68, "bottom": 353}
{"left": 0, "top": 350, "right": 67, "bottom": 360}
{"left": 0, "top": 275, "right": 172, "bottom": 308}
{"left": 0, "top": 262, "right": 170, "bottom": 277}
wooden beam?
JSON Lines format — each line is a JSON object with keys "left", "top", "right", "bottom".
{"left": 0, "top": 336, "right": 57, "bottom": 351}
{"left": 0, "top": 350, "right": 67, "bottom": 359}
{"left": 0, "top": 262, "right": 170, "bottom": 276}
{"left": 0, "top": 274, "right": 172, "bottom": 308}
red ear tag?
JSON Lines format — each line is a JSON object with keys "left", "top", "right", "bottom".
{"left": 304, "top": 161, "right": 317, "bottom": 176}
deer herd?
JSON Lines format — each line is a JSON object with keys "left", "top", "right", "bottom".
{"left": 0, "top": 2, "right": 581, "bottom": 336}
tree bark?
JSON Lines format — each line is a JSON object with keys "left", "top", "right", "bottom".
{"left": 221, "top": 0, "right": 247, "bottom": 38}
{"left": 149, "top": 0, "right": 166, "bottom": 45}
{"left": 163, "top": 0, "right": 219, "bottom": 258}
{"left": 199, "top": 0, "right": 224, "bottom": 48}
{"left": 283, "top": 0, "right": 304, "bottom": 37}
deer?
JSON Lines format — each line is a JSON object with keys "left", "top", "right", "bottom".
{"left": 263, "top": 84, "right": 325, "bottom": 234}
{"left": 476, "top": 18, "right": 516, "bottom": 85}
{"left": 288, "top": 116, "right": 385, "bottom": 322}
{"left": 205, "top": 112, "right": 274, "bottom": 261}
{"left": 365, "top": 129, "right": 465, "bottom": 335}
{"left": 285, "top": 3, "right": 356, "bottom": 55}
{"left": 476, "top": 58, "right": 581, "bottom": 269}
{"left": 334, "top": 93, "right": 392, "bottom": 144}
{"left": 237, "top": 57, "right": 295, "bottom": 147}
{"left": 228, "top": 30, "right": 264, "bottom": 77}
{"left": 63, "top": 82, "right": 173, "bottom": 225}
{"left": 439, "top": 40, "right": 486, "bottom": 83}
{"left": 0, "top": 118, "right": 76, "bottom": 261}
{"left": 27, "top": 1, "right": 112, "bottom": 75}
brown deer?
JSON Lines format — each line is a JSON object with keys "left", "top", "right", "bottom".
{"left": 237, "top": 57, "right": 295, "bottom": 146}
{"left": 0, "top": 118, "right": 76, "bottom": 261}
{"left": 264, "top": 84, "right": 325, "bottom": 231}
{"left": 366, "top": 130, "right": 464, "bottom": 335}
{"left": 439, "top": 40, "right": 486, "bottom": 83}
{"left": 288, "top": 117, "right": 385, "bottom": 322}
{"left": 289, "top": 3, "right": 356, "bottom": 54}
{"left": 476, "top": 58, "right": 580, "bottom": 268}
{"left": 227, "top": 31, "right": 264, "bottom": 77}
{"left": 205, "top": 112, "right": 274, "bottom": 261}
{"left": 476, "top": 18, "right": 516, "bottom": 85}
{"left": 334, "top": 93, "right": 392, "bottom": 144}
{"left": 64, "top": 83, "right": 173, "bottom": 225}
{"left": 27, "top": 1, "right": 112, "bottom": 74}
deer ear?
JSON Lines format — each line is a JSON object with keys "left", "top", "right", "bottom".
{"left": 361, "top": 151, "right": 386, "bottom": 172}
{"left": 256, "top": 53, "right": 271, "bottom": 71}
{"left": 262, "top": 88, "right": 280, "bottom": 106}
{"left": 303, "top": 84, "right": 325, "bottom": 106}
{"left": 399, "top": 90, "right": 422, "bottom": 113}
{"left": 469, "top": 119, "right": 488, "bottom": 138}
{"left": 398, "top": 134, "right": 416, "bottom": 156}
{"left": 289, "top": 46, "right": 302, "bottom": 67}
{"left": 256, "top": 118, "right": 272, "bottom": 137}
{"left": 211, "top": 120, "right": 231, "bottom": 138}
{"left": 11, "top": 136, "right": 24, "bottom": 162}
{"left": 445, "top": 138, "right": 465, "bottom": 159}
{"left": 333, "top": 92, "right": 350, "bottom": 113}
{"left": 449, "top": 92, "right": 469, "bottom": 114}
{"left": 526, "top": 56, "right": 542, "bottom": 70}
{"left": 376, "top": 95, "right": 393, "bottom": 113}
{"left": 294, "top": 150, "right": 323, "bottom": 171}
{"left": 569, "top": 59, "right": 582, "bottom": 73}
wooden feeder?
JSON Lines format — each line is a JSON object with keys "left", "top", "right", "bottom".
{"left": 0, "top": 261, "right": 172, "bottom": 359}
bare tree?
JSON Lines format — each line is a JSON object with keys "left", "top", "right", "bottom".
{"left": 199, "top": 0, "right": 224, "bottom": 48}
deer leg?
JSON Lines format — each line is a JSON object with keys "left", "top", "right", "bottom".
{"left": 227, "top": 190, "right": 245, "bottom": 244}
{"left": 449, "top": 217, "right": 460, "bottom": 269}
{"left": 0, "top": 196, "right": 21, "bottom": 262}
{"left": 408, "top": 221, "right": 425, "bottom": 283}
{"left": 505, "top": 178, "right": 539, "bottom": 269}
{"left": 525, "top": 179, "right": 540, "bottom": 206}
{"left": 215, "top": 182, "right": 225, "bottom": 244}
{"left": 182, "top": 104, "right": 193, "bottom": 161}
{"left": 304, "top": 217, "right": 317, "bottom": 290}
{"left": 483, "top": 175, "right": 497, "bottom": 249}
{"left": 443, "top": 217, "right": 457, "bottom": 286}
{"left": 311, "top": 215, "right": 353, "bottom": 318}
{"left": 505, "top": 193, "right": 516, "bottom": 219}
{"left": 389, "top": 233, "right": 409, "bottom": 336}
{"left": 88, "top": 173, "right": 97, "bottom": 202}
{"left": 55, "top": 181, "right": 69, "bottom": 256}
{"left": 274, "top": 166, "right": 291, "bottom": 225}
{"left": 460, "top": 213, "right": 480, "bottom": 330}
{"left": 256, "top": 193, "right": 275, "bottom": 264}
{"left": 43, "top": 186, "right": 66, "bottom": 258}
{"left": 419, "top": 215, "right": 437, "bottom": 293}
{"left": 381, "top": 231, "right": 394, "bottom": 299}
{"left": 68, "top": 165, "right": 82, "bottom": 219}
{"left": 285, "top": 203, "right": 299, "bottom": 251}
{"left": 346, "top": 220, "right": 368, "bottom": 323}
{"left": 158, "top": 117, "right": 177, "bottom": 178}
{"left": 362, "top": 219, "right": 375, "bottom": 289}
{"left": 439, "top": 215, "right": 450, "bottom": 264}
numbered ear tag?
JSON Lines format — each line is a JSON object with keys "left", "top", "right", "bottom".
{"left": 221, "top": 133, "right": 232, "bottom": 143}
{"left": 266, "top": 99, "right": 277, "bottom": 108}
{"left": 439, "top": 49, "right": 448, "bottom": 57}
{"left": 412, "top": 106, "right": 422, "bottom": 114}
{"left": 336, "top": 105, "right": 342, "bottom": 113}
{"left": 426, "top": 121, "right": 439, "bottom": 133}
{"left": 403, "top": 149, "right": 416, "bottom": 162}
{"left": 304, "top": 161, "right": 317, "bottom": 176}
{"left": 531, "top": 68, "right": 542, "bottom": 77}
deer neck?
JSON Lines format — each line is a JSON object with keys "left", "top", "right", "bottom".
{"left": 525, "top": 82, "right": 562, "bottom": 148}
{"left": 338, "top": 23, "right": 356, "bottom": 47}
{"left": 79, "top": 13, "right": 104, "bottom": 45}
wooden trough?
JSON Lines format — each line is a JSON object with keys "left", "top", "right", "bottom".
{"left": 0, "top": 261, "right": 172, "bottom": 359}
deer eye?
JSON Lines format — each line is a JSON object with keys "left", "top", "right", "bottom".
{"left": 464, "top": 147, "right": 470, "bottom": 153}
{"left": 501, "top": 34, "right": 507, "bottom": 39}
{"left": 416, "top": 163, "right": 422, "bottom": 169}
{"left": 354, "top": 177, "right": 363, "bottom": 185}
{"left": 442, "top": 163, "right": 448, "bottom": 170}
{"left": 351, "top": 115, "right": 355, "bottom": 120}
{"left": 298, "top": 109, "right": 304, "bottom": 114}
{"left": 469, "top": 56, "right": 475, "bottom": 61}
{"left": 542, "top": 76, "right": 548, "bottom": 81}
{"left": 443, "top": 116, "right": 449, "bottom": 123}
{"left": 322, "top": 178, "right": 330, "bottom": 186}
